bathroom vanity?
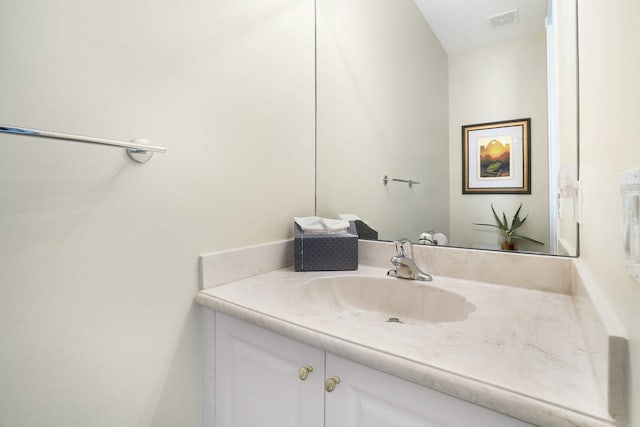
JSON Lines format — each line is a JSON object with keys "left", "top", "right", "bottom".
{"left": 212, "top": 311, "right": 529, "bottom": 426}
{"left": 196, "top": 240, "right": 627, "bottom": 426}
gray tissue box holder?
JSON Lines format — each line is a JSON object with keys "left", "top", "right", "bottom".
{"left": 294, "top": 222, "right": 358, "bottom": 271}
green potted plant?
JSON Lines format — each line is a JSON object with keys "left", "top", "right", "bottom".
{"left": 473, "top": 203, "right": 544, "bottom": 251}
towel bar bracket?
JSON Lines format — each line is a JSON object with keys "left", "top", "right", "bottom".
{"left": 126, "top": 139, "right": 154, "bottom": 163}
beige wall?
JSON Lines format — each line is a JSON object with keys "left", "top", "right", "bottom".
{"left": 578, "top": 0, "right": 640, "bottom": 424}
{"left": 551, "top": 0, "right": 580, "bottom": 255}
{"left": 2, "top": 1, "right": 639, "bottom": 425}
{"left": 315, "top": 0, "right": 449, "bottom": 241}
{"left": 448, "top": 32, "right": 550, "bottom": 252}
{"left": 0, "top": 0, "right": 315, "bottom": 425}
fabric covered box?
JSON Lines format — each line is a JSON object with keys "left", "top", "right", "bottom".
{"left": 294, "top": 222, "right": 358, "bottom": 271}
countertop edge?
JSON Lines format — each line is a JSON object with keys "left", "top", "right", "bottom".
{"left": 196, "top": 292, "right": 617, "bottom": 427}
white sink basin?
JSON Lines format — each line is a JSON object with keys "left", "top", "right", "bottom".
{"left": 299, "top": 276, "right": 475, "bottom": 324}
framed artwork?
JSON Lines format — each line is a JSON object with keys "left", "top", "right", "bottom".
{"left": 462, "top": 118, "right": 531, "bottom": 194}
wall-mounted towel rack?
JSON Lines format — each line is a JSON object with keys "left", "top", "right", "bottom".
{"left": 382, "top": 175, "right": 420, "bottom": 188}
{"left": 0, "top": 124, "right": 167, "bottom": 163}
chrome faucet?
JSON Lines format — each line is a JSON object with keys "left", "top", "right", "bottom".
{"left": 387, "top": 239, "right": 433, "bottom": 281}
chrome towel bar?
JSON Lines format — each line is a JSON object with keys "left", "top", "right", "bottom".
{"left": 0, "top": 124, "right": 166, "bottom": 163}
{"left": 382, "top": 175, "right": 420, "bottom": 188}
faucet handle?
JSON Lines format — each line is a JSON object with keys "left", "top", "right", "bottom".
{"left": 393, "top": 238, "right": 413, "bottom": 258}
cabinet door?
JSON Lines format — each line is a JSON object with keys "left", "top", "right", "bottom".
{"left": 215, "top": 313, "right": 325, "bottom": 427}
{"left": 325, "top": 354, "right": 532, "bottom": 427}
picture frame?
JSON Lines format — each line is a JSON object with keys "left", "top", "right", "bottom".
{"left": 462, "top": 118, "right": 531, "bottom": 194}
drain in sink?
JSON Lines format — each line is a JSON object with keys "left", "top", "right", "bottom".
{"left": 386, "top": 317, "right": 403, "bottom": 324}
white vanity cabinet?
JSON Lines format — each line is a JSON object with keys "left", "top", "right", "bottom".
{"left": 215, "top": 312, "right": 325, "bottom": 427}
{"left": 324, "top": 354, "right": 531, "bottom": 426}
{"left": 214, "top": 312, "right": 531, "bottom": 427}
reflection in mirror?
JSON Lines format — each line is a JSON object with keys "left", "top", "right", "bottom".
{"left": 315, "top": 0, "right": 578, "bottom": 256}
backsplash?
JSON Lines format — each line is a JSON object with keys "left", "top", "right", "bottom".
{"left": 199, "top": 240, "right": 293, "bottom": 289}
{"left": 358, "top": 240, "right": 573, "bottom": 294}
{"left": 201, "top": 238, "right": 573, "bottom": 293}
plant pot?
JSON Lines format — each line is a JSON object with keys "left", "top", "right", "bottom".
{"left": 501, "top": 242, "right": 518, "bottom": 251}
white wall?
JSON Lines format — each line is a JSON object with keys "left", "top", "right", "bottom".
{"left": 0, "top": 0, "right": 315, "bottom": 426}
{"left": 315, "top": 0, "right": 449, "bottom": 241}
{"left": 448, "top": 32, "right": 550, "bottom": 252}
{"left": 578, "top": 0, "right": 640, "bottom": 424}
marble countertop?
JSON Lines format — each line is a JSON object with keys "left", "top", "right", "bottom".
{"left": 196, "top": 264, "right": 618, "bottom": 427}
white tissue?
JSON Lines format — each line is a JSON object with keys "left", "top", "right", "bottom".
{"left": 339, "top": 213, "right": 377, "bottom": 229}
{"left": 323, "top": 218, "right": 350, "bottom": 232}
{"left": 294, "top": 216, "right": 324, "bottom": 232}
{"left": 294, "top": 216, "right": 350, "bottom": 233}
{"left": 434, "top": 233, "right": 448, "bottom": 246}
{"left": 338, "top": 213, "right": 361, "bottom": 221}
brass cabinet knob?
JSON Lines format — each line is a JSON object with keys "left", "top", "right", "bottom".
{"left": 325, "top": 376, "right": 341, "bottom": 392}
{"left": 298, "top": 365, "right": 313, "bottom": 381}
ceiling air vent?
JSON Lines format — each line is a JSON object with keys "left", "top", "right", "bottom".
{"left": 487, "top": 9, "right": 519, "bottom": 30}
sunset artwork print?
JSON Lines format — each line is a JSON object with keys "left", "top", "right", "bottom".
{"left": 462, "top": 118, "right": 530, "bottom": 194}
{"left": 477, "top": 136, "right": 512, "bottom": 180}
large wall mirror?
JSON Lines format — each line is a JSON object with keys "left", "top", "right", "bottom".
{"left": 315, "top": 0, "right": 579, "bottom": 256}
